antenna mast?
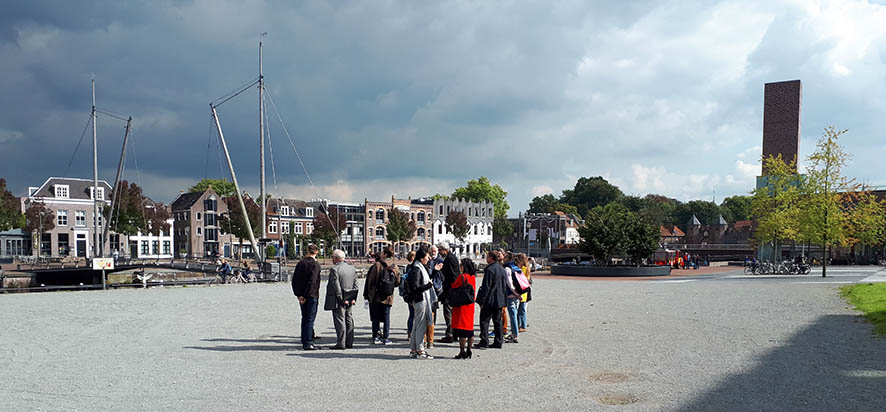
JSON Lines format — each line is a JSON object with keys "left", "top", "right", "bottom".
{"left": 259, "top": 37, "right": 267, "bottom": 244}
{"left": 92, "top": 79, "right": 101, "bottom": 258}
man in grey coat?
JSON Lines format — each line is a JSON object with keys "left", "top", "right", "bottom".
{"left": 324, "top": 250, "right": 359, "bottom": 350}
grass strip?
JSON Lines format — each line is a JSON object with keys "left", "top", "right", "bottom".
{"left": 840, "top": 283, "right": 886, "bottom": 336}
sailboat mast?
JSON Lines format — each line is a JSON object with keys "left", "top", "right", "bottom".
{"left": 259, "top": 40, "right": 266, "bottom": 244}
{"left": 92, "top": 80, "right": 101, "bottom": 258}
{"left": 103, "top": 117, "right": 132, "bottom": 256}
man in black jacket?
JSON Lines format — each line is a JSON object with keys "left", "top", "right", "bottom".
{"left": 437, "top": 242, "right": 460, "bottom": 343}
{"left": 476, "top": 250, "right": 508, "bottom": 349}
{"left": 292, "top": 244, "right": 321, "bottom": 350}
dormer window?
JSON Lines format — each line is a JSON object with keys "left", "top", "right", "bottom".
{"left": 88, "top": 187, "right": 105, "bottom": 200}
{"left": 306, "top": 207, "right": 314, "bottom": 218}
{"left": 55, "top": 185, "right": 69, "bottom": 199}
{"left": 281, "top": 206, "right": 290, "bottom": 216}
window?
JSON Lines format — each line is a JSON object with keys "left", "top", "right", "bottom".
{"left": 281, "top": 206, "right": 290, "bottom": 216}
{"left": 163, "top": 241, "right": 171, "bottom": 255}
{"left": 474, "top": 224, "right": 478, "bottom": 235}
{"left": 376, "top": 209, "right": 384, "bottom": 224}
{"left": 281, "top": 221, "right": 290, "bottom": 234}
{"left": 196, "top": 212, "right": 202, "bottom": 221}
{"left": 204, "top": 197, "right": 217, "bottom": 211}
{"left": 306, "top": 223, "right": 313, "bottom": 234}
{"left": 417, "top": 228, "right": 425, "bottom": 239}
{"left": 417, "top": 211, "right": 425, "bottom": 224}
{"left": 141, "top": 241, "right": 149, "bottom": 255}
{"left": 197, "top": 227, "right": 202, "bottom": 236}
{"left": 375, "top": 227, "right": 385, "bottom": 240}
{"left": 269, "top": 221, "right": 277, "bottom": 234}
{"left": 295, "top": 223, "right": 303, "bottom": 234}
{"left": 91, "top": 212, "right": 103, "bottom": 227}
{"left": 306, "top": 207, "right": 314, "bottom": 218}
{"left": 55, "top": 185, "right": 69, "bottom": 199}
{"left": 367, "top": 210, "right": 373, "bottom": 220}
{"left": 438, "top": 224, "right": 442, "bottom": 235}
{"left": 57, "top": 210, "right": 68, "bottom": 226}
{"left": 482, "top": 208, "right": 486, "bottom": 217}
{"left": 97, "top": 187, "right": 104, "bottom": 200}
{"left": 204, "top": 213, "right": 216, "bottom": 226}
{"left": 152, "top": 240, "right": 159, "bottom": 255}
{"left": 205, "top": 229, "right": 217, "bottom": 241}
{"left": 75, "top": 210, "right": 86, "bottom": 227}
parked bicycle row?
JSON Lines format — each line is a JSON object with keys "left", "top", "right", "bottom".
{"left": 744, "top": 257, "right": 811, "bottom": 275}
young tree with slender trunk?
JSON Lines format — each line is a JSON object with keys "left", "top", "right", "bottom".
{"left": 750, "top": 155, "right": 801, "bottom": 262}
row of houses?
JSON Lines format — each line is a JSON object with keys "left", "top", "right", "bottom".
{"left": 6, "top": 177, "right": 496, "bottom": 260}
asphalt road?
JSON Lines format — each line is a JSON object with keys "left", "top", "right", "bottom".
{"left": 1, "top": 272, "right": 884, "bottom": 411}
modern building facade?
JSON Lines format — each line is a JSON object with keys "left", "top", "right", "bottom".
{"left": 0, "top": 229, "right": 31, "bottom": 260}
{"left": 310, "top": 199, "right": 364, "bottom": 258}
{"left": 430, "top": 198, "right": 494, "bottom": 258}
{"left": 364, "top": 197, "right": 434, "bottom": 256}
{"left": 23, "top": 177, "right": 113, "bottom": 258}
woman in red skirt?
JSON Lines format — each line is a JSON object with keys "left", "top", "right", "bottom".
{"left": 451, "top": 258, "right": 478, "bottom": 359}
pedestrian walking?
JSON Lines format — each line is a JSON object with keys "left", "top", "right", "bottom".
{"left": 363, "top": 247, "right": 400, "bottom": 345}
{"left": 325, "top": 250, "right": 358, "bottom": 350}
{"left": 451, "top": 258, "right": 477, "bottom": 359}
{"left": 292, "top": 244, "right": 321, "bottom": 350}
{"left": 406, "top": 247, "right": 435, "bottom": 359}
{"left": 476, "top": 250, "right": 508, "bottom": 349}
{"left": 437, "top": 242, "right": 460, "bottom": 344}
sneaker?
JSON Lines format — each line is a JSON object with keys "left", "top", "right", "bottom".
{"left": 373, "top": 337, "right": 383, "bottom": 345}
{"left": 518, "top": 328, "right": 527, "bottom": 333}
{"left": 418, "top": 352, "right": 434, "bottom": 359}
{"left": 383, "top": 339, "right": 393, "bottom": 345}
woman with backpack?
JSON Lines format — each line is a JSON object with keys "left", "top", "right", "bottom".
{"left": 406, "top": 247, "right": 435, "bottom": 359}
{"left": 450, "top": 258, "right": 478, "bottom": 359}
{"left": 363, "top": 247, "right": 400, "bottom": 345}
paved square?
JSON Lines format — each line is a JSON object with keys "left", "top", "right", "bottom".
{"left": 1, "top": 275, "right": 884, "bottom": 411}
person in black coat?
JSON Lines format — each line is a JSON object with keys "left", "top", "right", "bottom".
{"left": 476, "top": 250, "right": 508, "bottom": 349}
{"left": 292, "top": 244, "right": 322, "bottom": 350}
{"left": 437, "top": 242, "right": 460, "bottom": 343}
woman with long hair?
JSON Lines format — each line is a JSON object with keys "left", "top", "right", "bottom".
{"left": 450, "top": 258, "right": 477, "bottom": 359}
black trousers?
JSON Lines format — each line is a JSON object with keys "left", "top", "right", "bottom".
{"left": 479, "top": 305, "right": 503, "bottom": 346}
{"left": 442, "top": 302, "right": 453, "bottom": 338}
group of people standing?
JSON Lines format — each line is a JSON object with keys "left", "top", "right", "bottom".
{"left": 291, "top": 242, "right": 533, "bottom": 359}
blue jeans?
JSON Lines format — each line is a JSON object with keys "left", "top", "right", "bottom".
{"left": 299, "top": 297, "right": 318, "bottom": 347}
{"left": 517, "top": 301, "right": 528, "bottom": 328}
{"left": 507, "top": 298, "right": 520, "bottom": 339}
{"left": 369, "top": 302, "right": 391, "bottom": 339}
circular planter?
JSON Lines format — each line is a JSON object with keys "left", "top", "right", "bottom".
{"left": 551, "top": 264, "right": 671, "bottom": 277}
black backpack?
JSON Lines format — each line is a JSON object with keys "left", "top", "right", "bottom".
{"left": 376, "top": 263, "right": 398, "bottom": 297}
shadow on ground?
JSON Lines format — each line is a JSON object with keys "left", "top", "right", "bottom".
{"left": 674, "top": 314, "right": 886, "bottom": 412}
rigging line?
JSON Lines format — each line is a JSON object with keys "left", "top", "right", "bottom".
{"left": 95, "top": 109, "right": 130, "bottom": 122}
{"left": 212, "top": 78, "right": 260, "bottom": 107}
{"left": 211, "top": 76, "right": 260, "bottom": 103}
{"left": 203, "top": 115, "right": 213, "bottom": 180}
{"left": 264, "top": 91, "right": 280, "bottom": 199}
{"left": 65, "top": 113, "right": 94, "bottom": 175}
{"left": 264, "top": 87, "right": 340, "bottom": 245}
{"left": 128, "top": 125, "right": 148, "bottom": 230}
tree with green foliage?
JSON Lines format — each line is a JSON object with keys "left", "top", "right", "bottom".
{"left": 638, "top": 194, "right": 678, "bottom": 227}
{"left": 386, "top": 208, "right": 416, "bottom": 254}
{"left": 266, "top": 244, "right": 277, "bottom": 259}
{"left": 445, "top": 210, "right": 470, "bottom": 244}
{"left": 560, "top": 176, "right": 623, "bottom": 217}
{"left": 189, "top": 178, "right": 236, "bottom": 198}
{"left": 283, "top": 230, "right": 298, "bottom": 259}
{"left": 847, "top": 191, "right": 886, "bottom": 259}
{"left": 451, "top": 176, "right": 509, "bottom": 218}
{"left": 493, "top": 215, "right": 514, "bottom": 244}
{"left": 750, "top": 155, "right": 802, "bottom": 260}
{"left": 720, "top": 195, "right": 752, "bottom": 223}
{"left": 673, "top": 200, "right": 723, "bottom": 227}
{"left": 797, "top": 126, "right": 854, "bottom": 277}
{"left": 579, "top": 202, "right": 658, "bottom": 265}
{"left": 528, "top": 194, "right": 557, "bottom": 213}
{"left": 24, "top": 200, "right": 54, "bottom": 233}
{"left": 0, "top": 178, "right": 22, "bottom": 231}
{"left": 106, "top": 181, "right": 170, "bottom": 236}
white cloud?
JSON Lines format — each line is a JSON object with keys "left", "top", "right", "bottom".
{"left": 530, "top": 185, "right": 553, "bottom": 197}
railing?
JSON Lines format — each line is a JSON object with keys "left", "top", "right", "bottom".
{"left": 666, "top": 244, "right": 754, "bottom": 250}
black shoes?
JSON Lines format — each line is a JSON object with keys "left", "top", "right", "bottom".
{"left": 303, "top": 344, "right": 320, "bottom": 351}
{"left": 328, "top": 345, "right": 345, "bottom": 350}
{"left": 474, "top": 342, "right": 489, "bottom": 349}
{"left": 465, "top": 349, "right": 472, "bottom": 359}
{"left": 489, "top": 343, "right": 503, "bottom": 349}
{"left": 439, "top": 337, "right": 454, "bottom": 343}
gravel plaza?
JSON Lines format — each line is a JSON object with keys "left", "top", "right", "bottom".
{"left": 2, "top": 271, "right": 885, "bottom": 411}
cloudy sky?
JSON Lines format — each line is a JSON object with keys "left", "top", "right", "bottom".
{"left": 1, "top": 0, "right": 884, "bottom": 215}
